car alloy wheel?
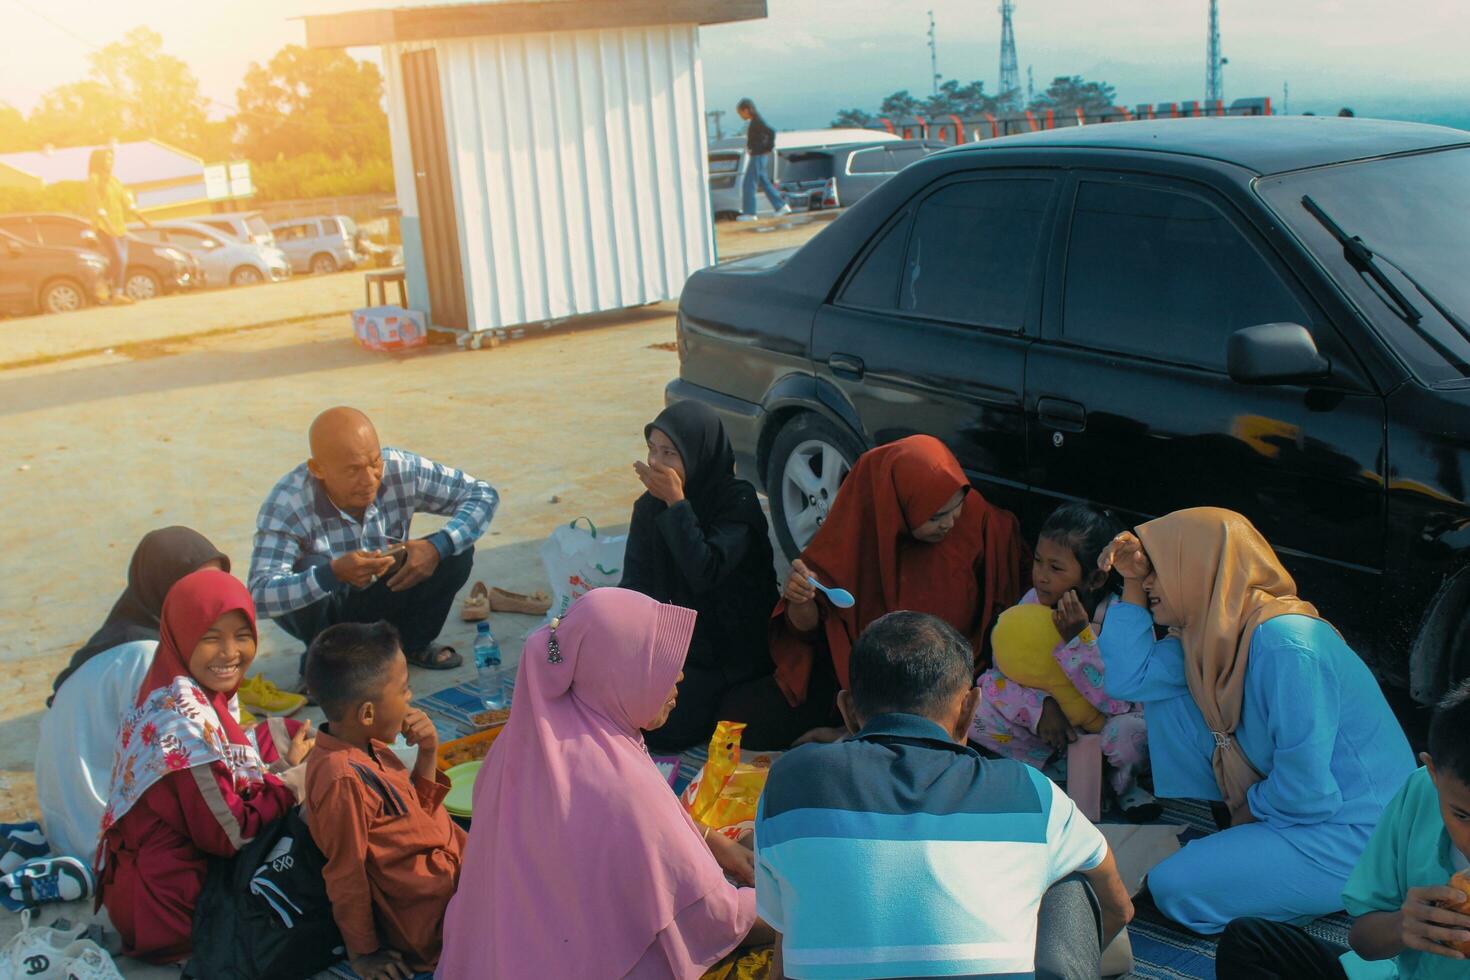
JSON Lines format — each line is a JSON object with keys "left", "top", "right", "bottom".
{"left": 125, "top": 271, "right": 159, "bottom": 300}
{"left": 311, "top": 253, "right": 337, "bottom": 274}
{"left": 231, "top": 266, "right": 264, "bottom": 286}
{"left": 781, "top": 438, "right": 852, "bottom": 551}
{"left": 42, "top": 280, "right": 84, "bottom": 313}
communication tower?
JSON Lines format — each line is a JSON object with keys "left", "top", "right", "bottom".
{"left": 999, "top": 1, "right": 1020, "bottom": 110}
{"left": 1206, "top": 0, "right": 1223, "bottom": 103}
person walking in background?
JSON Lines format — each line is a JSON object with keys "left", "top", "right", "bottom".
{"left": 85, "top": 147, "right": 149, "bottom": 305}
{"left": 736, "top": 98, "right": 791, "bottom": 222}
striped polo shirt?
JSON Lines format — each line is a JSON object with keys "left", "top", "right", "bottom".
{"left": 754, "top": 713, "right": 1108, "bottom": 979}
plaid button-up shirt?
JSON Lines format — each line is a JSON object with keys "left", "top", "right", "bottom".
{"left": 248, "top": 447, "right": 498, "bottom": 618}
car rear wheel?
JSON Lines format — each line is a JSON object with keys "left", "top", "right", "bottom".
{"left": 767, "top": 413, "right": 863, "bottom": 559}
{"left": 125, "top": 269, "right": 160, "bottom": 301}
{"left": 40, "top": 278, "right": 87, "bottom": 314}
{"left": 310, "top": 253, "right": 338, "bottom": 275}
{"left": 230, "top": 265, "right": 264, "bottom": 286}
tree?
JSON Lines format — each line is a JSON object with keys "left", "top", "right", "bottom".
{"left": 879, "top": 90, "right": 922, "bottom": 118}
{"left": 235, "top": 46, "right": 389, "bottom": 164}
{"left": 88, "top": 28, "right": 210, "bottom": 149}
{"left": 921, "top": 80, "right": 1000, "bottom": 118}
{"left": 1029, "top": 76, "right": 1117, "bottom": 114}
{"left": 27, "top": 81, "right": 127, "bottom": 148}
{"left": 831, "top": 108, "right": 877, "bottom": 129}
{"left": 0, "top": 103, "right": 32, "bottom": 152}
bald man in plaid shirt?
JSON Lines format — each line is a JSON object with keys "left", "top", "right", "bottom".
{"left": 249, "top": 407, "right": 497, "bottom": 672}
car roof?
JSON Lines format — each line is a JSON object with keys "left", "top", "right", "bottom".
{"left": 0, "top": 212, "right": 84, "bottom": 223}
{"left": 149, "top": 219, "right": 237, "bottom": 236}
{"left": 776, "top": 128, "right": 901, "bottom": 149}
{"left": 942, "top": 116, "right": 1470, "bottom": 175}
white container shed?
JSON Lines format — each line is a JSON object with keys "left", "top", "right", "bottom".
{"left": 304, "top": 0, "right": 767, "bottom": 340}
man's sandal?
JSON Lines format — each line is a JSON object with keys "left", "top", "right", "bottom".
{"left": 406, "top": 642, "right": 463, "bottom": 670}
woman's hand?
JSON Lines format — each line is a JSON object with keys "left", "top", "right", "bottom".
{"left": 1052, "top": 590, "right": 1090, "bottom": 643}
{"left": 634, "top": 460, "right": 685, "bottom": 506}
{"left": 285, "top": 718, "right": 316, "bottom": 766}
{"left": 350, "top": 949, "right": 412, "bottom": 980}
{"left": 782, "top": 559, "right": 819, "bottom": 606}
{"left": 706, "top": 827, "right": 756, "bottom": 886}
{"left": 1036, "top": 698, "right": 1077, "bottom": 755}
{"left": 1099, "top": 531, "right": 1152, "bottom": 580}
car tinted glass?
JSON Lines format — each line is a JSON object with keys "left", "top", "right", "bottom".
{"left": 36, "top": 221, "right": 86, "bottom": 247}
{"left": 201, "top": 220, "right": 234, "bottom": 237}
{"left": 847, "top": 148, "right": 891, "bottom": 175}
{"left": 780, "top": 154, "right": 833, "bottom": 182}
{"left": 1063, "top": 181, "right": 1308, "bottom": 370}
{"left": 320, "top": 218, "right": 339, "bottom": 236}
{"left": 1259, "top": 147, "right": 1470, "bottom": 383}
{"left": 888, "top": 147, "right": 930, "bottom": 169}
{"left": 246, "top": 216, "right": 271, "bottom": 237}
{"left": 168, "top": 228, "right": 208, "bottom": 245}
{"left": 839, "top": 216, "right": 910, "bottom": 309}
{"left": 897, "top": 178, "right": 1052, "bottom": 329}
{"left": 278, "top": 224, "right": 308, "bottom": 241}
{"left": 708, "top": 154, "right": 741, "bottom": 175}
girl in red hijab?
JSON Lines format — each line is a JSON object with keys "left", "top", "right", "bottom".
{"left": 95, "top": 569, "right": 308, "bottom": 963}
{"left": 762, "top": 435, "right": 1028, "bottom": 746}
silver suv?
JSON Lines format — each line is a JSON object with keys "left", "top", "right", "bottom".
{"left": 270, "top": 215, "right": 361, "bottom": 275}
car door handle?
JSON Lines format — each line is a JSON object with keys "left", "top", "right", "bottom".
{"left": 829, "top": 353, "right": 866, "bottom": 380}
{"left": 1037, "top": 397, "right": 1087, "bottom": 433}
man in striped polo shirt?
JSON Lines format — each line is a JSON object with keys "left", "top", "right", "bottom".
{"left": 755, "top": 611, "right": 1133, "bottom": 979}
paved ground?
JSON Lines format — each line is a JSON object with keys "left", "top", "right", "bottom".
{"left": 0, "top": 212, "right": 829, "bottom": 972}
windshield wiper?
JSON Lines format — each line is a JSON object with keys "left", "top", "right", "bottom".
{"left": 1302, "top": 195, "right": 1422, "bottom": 322}
{"left": 1302, "top": 194, "right": 1470, "bottom": 369}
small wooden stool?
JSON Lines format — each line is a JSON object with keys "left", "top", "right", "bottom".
{"left": 364, "top": 268, "right": 408, "bottom": 308}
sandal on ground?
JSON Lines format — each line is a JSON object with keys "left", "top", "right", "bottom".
{"left": 487, "top": 586, "right": 552, "bottom": 616}
{"left": 461, "top": 581, "right": 490, "bottom": 622}
{"left": 406, "top": 643, "right": 463, "bottom": 670}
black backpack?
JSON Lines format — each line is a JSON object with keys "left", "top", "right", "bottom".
{"left": 184, "top": 807, "right": 344, "bottom": 980}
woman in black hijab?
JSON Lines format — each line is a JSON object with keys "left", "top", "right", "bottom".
{"left": 37, "top": 527, "right": 228, "bottom": 860}
{"left": 621, "top": 401, "right": 779, "bottom": 750}
{"left": 51, "top": 526, "right": 230, "bottom": 697}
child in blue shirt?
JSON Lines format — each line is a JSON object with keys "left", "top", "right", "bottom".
{"left": 1216, "top": 679, "right": 1470, "bottom": 979}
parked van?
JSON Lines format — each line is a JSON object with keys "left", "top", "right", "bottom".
{"left": 270, "top": 215, "right": 361, "bottom": 275}
{"left": 196, "top": 212, "right": 276, "bottom": 250}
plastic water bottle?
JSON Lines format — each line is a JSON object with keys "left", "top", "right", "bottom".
{"left": 473, "top": 621, "right": 512, "bottom": 709}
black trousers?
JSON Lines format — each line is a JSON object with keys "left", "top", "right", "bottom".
{"left": 643, "top": 651, "right": 841, "bottom": 753}
{"left": 1215, "top": 917, "right": 1350, "bottom": 980}
{"left": 275, "top": 546, "right": 474, "bottom": 664}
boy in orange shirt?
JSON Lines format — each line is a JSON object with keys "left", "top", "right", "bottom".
{"left": 304, "top": 621, "right": 466, "bottom": 980}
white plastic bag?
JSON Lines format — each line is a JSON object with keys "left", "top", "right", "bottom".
{"left": 540, "top": 517, "right": 626, "bottom": 621}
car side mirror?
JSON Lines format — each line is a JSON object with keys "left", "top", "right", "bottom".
{"left": 1227, "top": 323, "right": 1330, "bottom": 385}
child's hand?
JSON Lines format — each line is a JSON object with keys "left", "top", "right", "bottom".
{"left": 285, "top": 719, "right": 315, "bottom": 767}
{"left": 1399, "top": 886, "right": 1470, "bottom": 958}
{"left": 1099, "top": 531, "right": 1152, "bottom": 580}
{"left": 706, "top": 828, "right": 756, "bottom": 886}
{"left": 783, "top": 559, "right": 819, "bottom": 606}
{"left": 1036, "top": 697, "right": 1077, "bottom": 755}
{"left": 401, "top": 708, "right": 439, "bottom": 754}
{"left": 350, "top": 948, "right": 412, "bottom": 980}
{"left": 1052, "top": 590, "right": 1090, "bottom": 643}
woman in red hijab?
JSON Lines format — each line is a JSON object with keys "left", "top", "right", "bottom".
{"left": 755, "top": 435, "right": 1029, "bottom": 747}
{"left": 94, "top": 569, "right": 309, "bottom": 963}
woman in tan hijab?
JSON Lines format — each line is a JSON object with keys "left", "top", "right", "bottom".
{"left": 1097, "top": 508, "right": 1413, "bottom": 935}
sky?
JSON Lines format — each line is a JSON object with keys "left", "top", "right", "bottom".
{"left": 1, "top": 0, "right": 1466, "bottom": 132}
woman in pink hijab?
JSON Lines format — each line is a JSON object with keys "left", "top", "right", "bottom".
{"left": 438, "top": 588, "right": 764, "bottom": 978}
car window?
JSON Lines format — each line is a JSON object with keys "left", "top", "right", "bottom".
{"left": 780, "top": 154, "right": 833, "bottom": 182}
{"left": 170, "top": 228, "right": 210, "bottom": 246}
{"left": 277, "top": 224, "right": 309, "bottom": 242}
{"left": 888, "top": 147, "right": 930, "bottom": 169}
{"left": 200, "top": 220, "right": 235, "bottom": 238}
{"left": 246, "top": 216, "right": 271, "bottom": 238}
{"left": 0, "top": 219, "right": 36, "bottom": 243}
{"left": 134, "top": 228, "right": 165, "bottom": 243}
{"left": 839, "top": 216, "right": 911, "bottom": 309}
{"left": 897, "top": 178, "right": 1053, "bottom": 330}
{"left": 848, "top": 147, "right": 891, "bottom": 175}
{"left": 319, "top": 219, "right": 339, "bottom": 236}
{"left": 1063, "top": 181, "right": 1310, "bottom": 371}
{"left": 36, "top": 220, "right": 86, "bottom": 247}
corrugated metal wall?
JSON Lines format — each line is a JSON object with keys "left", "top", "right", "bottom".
{"left": 430, "top": 25, "right": 715, "bottom": 332}
{"left": 382, "top": 41, "right": 434, "bottom": 326}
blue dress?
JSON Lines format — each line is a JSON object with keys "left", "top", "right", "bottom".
{"left": 1099, "top": 602, "right": 1414, "bottom": 934}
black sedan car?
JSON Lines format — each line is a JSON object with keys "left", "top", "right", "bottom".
{"left": 0, "top": 213, "right": 197, "bottom": 300}
{"left": 670, "top": 116, "right": 1470, "bottom": 706}
{"left": 0, "top": 229, "right": 109, "bottom": 315}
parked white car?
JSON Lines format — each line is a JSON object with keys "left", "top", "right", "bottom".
{"left": 270, "top": 215, "right": 362, "bottom": 275}
{"left": 130, "top": 221, "right": 291, "bottom": 287}
{"left": 195, "top": 211, "right": 276, "bottom": 250}
{"left": 708, "top": 128, "right": 902, "bottom": 219}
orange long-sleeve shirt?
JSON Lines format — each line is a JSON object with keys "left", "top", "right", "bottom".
{"left": 303, "top": 728, "right": 466, "bottom": 970}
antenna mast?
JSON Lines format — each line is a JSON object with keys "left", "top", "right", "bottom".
{"left": 928, "top": 11, "right": 941, "bottom": 96}
{"left": 1206, "top": 0, "right": 1223, "bottom": 103}
{"left": 999, "top": 1, "right": 1020, "bottom": 110}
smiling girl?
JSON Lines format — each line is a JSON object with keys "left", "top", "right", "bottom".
{"left": 95, "top": 569, "right": 310, "bottom": 963}
{"left": 970, "top": 503, "right": 1158, "bottom": 820}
